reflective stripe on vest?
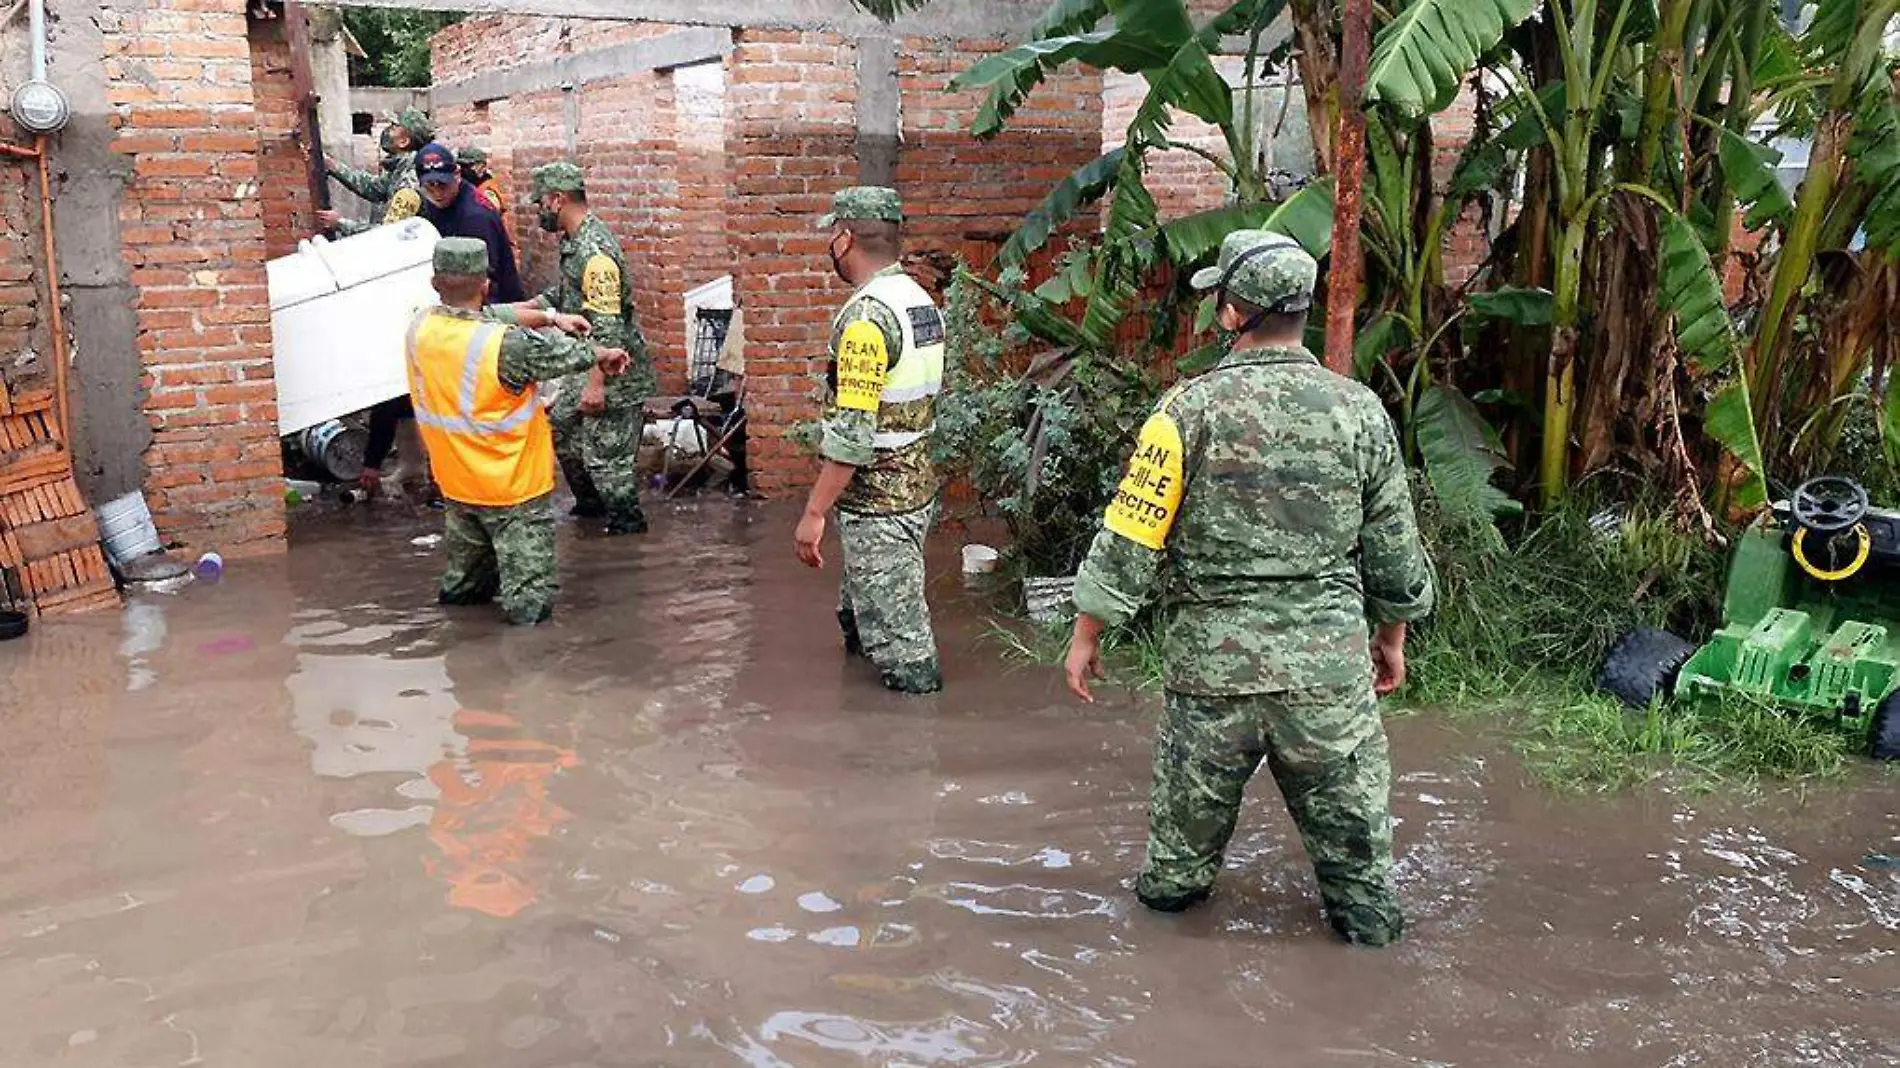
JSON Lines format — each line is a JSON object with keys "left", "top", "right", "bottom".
{"left": 833, "top": 270, "right": 944, "bottom": 452}
{"left": 406, "top": 308, "right": 556, "bottom": 507}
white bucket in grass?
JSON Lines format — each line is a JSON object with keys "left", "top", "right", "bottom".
{"left": 96, "top": 491, "right": 162, "bottom": 566}
{"left": 961, "top": 544, "right": 999, "bottom": 575}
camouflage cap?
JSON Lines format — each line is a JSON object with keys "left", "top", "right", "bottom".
{"left": 433, "top": 236, "right": 489, "bottom": 277}
{"left": 531, "top": 161, "right": 586, "bottom": 200}
{"left": 457, "top": 145, "right": 489, "bottom": 166}
{"left": 1189, "top": 230, "right": 1317, "bottom": 313}
{"left": 394, "top": 106, "right": 435, "bottom": 142}
{"left": 818, "top": 186, "right": 903, "bottom": 229}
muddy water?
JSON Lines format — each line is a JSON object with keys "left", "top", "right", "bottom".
{"left": 0, "top": 500, "right": 1895, "bottom": 1067}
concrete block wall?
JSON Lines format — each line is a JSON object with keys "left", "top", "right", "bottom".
{"left": 100, "top": 0, "right": 285, "bottom": 556}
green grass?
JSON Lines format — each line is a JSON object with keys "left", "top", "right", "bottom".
{"left": 981, "top": 497, "right": 1861, "bottom": 793}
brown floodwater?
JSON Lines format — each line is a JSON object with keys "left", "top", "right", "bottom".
{"left": 1, "top": 498, "right": 1895, "bottom": 1067}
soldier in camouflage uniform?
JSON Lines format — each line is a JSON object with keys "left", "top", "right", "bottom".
{"left": 508, "top": 161, "right": 655, "bottom": 535}
{"left": 456, "top": 145, "right": 519, "bottom": 259}
{"left": 410, "top": 237, "right": 630, "bottom": 624}
{"left": 1064, "top": 230, "right": 1434, "bottom": 946}
{"left": 793, "top": 188, "right": 945, "bottom": 695}
{"left": 322, "top": 107, "right": 434, "bottom": 237}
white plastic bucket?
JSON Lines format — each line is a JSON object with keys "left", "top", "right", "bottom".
{"left": 96, "top": 490, "right": 163, "bottom": 566}
{"left": 962, "top": 544, "right": 1000, "bottom": 575}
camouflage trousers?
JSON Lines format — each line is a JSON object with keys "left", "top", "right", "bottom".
{"left": 1138, "top": 684, "right": 1402, "bottom": 945}
{"left": 438, "top": 494, "right": 557, "bottom": 625}
{"left": 837, "top": 504, "right": 941, "bottom": 692}
{"left": 550, "top": 383, "right": 647, "bottom": 527}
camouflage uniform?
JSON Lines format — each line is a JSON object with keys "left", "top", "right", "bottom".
{"left": 1071, "top": 230, "right": 1434, "bottom": 945}
{"left": 421, "top": 238, "right": 607, "bottom": 624}
{"left": 818, "top": 187, "right": 945, "bottom": 694}
{"left": 527, "top": 161, "right": 655, "bottom": 534}
{"left": 327, "top": 107, "right": 434, "bottom": 237}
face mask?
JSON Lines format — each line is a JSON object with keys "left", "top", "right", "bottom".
{"left": 459, "top": 164, "right": 481, "bottom": 184}
{"left": 827, "top": 232, "right": 850, "bottom": 281}
{"left": 537, "top": 199, "right": 563, "bottom": 232}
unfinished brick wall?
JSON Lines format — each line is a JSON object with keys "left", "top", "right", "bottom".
{"left": 1102, "top": 64, "right": 1237, "bottom": 219}
{"left": 103, "top": 0, "right": 285, "bottom": 556}
{"left": 427, "top": 21, "right": 1108, "bottom": 496}
{"left": 900, "top": 38, "right": 1105, "bottom": 270}
{"left": 725, "top": 29, "right": 859, "bottom": 493}
{"left": 431, "top": 16, "right": 727, "bottom": 396}
{"left": 250, "top": 15, "right": 316, "bottom": 261}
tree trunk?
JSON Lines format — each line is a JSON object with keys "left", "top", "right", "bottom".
{"left": 1542, "top": 215, "right": 1588, "bottom": 506}
{"left": 1289, "top": 0, "right": 1340, "bottom": 177}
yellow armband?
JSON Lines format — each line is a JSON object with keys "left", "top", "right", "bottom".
{"left": 1104, "top": 409, "right": 1186, "bottom": 550}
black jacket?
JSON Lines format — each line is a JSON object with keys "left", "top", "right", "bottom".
{"left": 419, "top": 179, "right": 525, "bottom": 303}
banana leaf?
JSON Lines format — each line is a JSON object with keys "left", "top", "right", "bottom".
{"left": 1415, "top": 384, "right": 1522, "bottom": 528}
{"left": 1148, "top": 179, "right": 1336, "bottom": 265}
{"left": 999, "top": 149, "right": 1126, "bottom": 268}
{"left": 1716, "top": 128, "right": 1794, "bottom": 231}
{"left": 1467, "top": 286, "right": 1554, "bottom": 325}
{"left": 1366, "top": 0, "right": 1538, "bottom": 120}
{"left": 1655, "top": 208, "right": 1768, "bottom": 509}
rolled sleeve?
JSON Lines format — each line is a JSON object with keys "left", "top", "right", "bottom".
{"left": 1071, "top": 527, "right": 1161, "bottom": 628}
{"left": 496, "top": 328, "right": 595, "bottom": 393}
{"left": 820, "top": 407, "right": 876, "bottom": 467}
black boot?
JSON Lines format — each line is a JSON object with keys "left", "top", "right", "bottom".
{"left": 605, "top": 507, "right": 649, "bottom": 535}
{"left": 570, "top": 498, "right": 607, "bottom": 519}
{"left": 1326, "top": 902, "right": 1404, "bottom": 947}
{"left": 880, "top": 660, "right": 943, "bottom": 695}
{"left": 1136, "top": 886, "right": 1212, "bottom": 913}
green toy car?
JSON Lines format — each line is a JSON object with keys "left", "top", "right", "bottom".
{"left": 1598, "top": 475, "right": 1900, "bottom": 760}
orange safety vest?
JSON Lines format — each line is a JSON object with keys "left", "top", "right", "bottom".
{"left": 474, "top": 178, "right": 518, "bottom": 255}
{"left": 406, "top": 308, "right": 555, "bottom": 507}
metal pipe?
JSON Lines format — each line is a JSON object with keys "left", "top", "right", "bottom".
{"left": 28, "top": 0, "right": 46, "bottom": 82}
{"left": 36, "top": 135, "right": 70, "bottom": 447}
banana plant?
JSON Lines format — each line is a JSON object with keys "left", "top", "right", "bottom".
{"left": 947, "top": 0, "right": 1341, "bottom": 361}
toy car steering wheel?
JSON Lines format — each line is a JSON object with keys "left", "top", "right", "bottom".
{"left": 1790, "top": 475, "right": 1872, "bottom": 581}
{"left": 1792, "top": 476, "right": 1869, "bottom": 534}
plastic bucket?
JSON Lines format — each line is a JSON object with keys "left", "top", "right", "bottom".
{"left": 962, "top": 544, "right": 1000, "bottom": 575}
{"left": 96, "top": 490, "right": 163, "bottom": 566}
{"left": 300, "top": 420, "right": 368, "bottom": 481}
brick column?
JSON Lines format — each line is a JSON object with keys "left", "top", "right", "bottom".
{"left": 105, "top": 0, "right": 285, "bottom": 556}
{"left": 727, "top": 30, "right": 859, "bottom": 495}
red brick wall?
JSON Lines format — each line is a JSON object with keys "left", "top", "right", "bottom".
{"left": 250, "top": 17, "right": 316, "bottom": 261}
{"left": 104, "top": 0, "right": 285, "bottom": 555}
{"left": 430, "top": 17, "right": 725, "bottom": 396}
{"left": 430, "top": 22, "right": 1108, "bottom": 496}
{"left": 1102, "top": 64, "right": 1237, "bottom": 219}
{"left": 900, "top": 38, "right": 1105, "bottom": 268}
{"left": 726, "top": 29, "right": 860, "bottom": 494}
